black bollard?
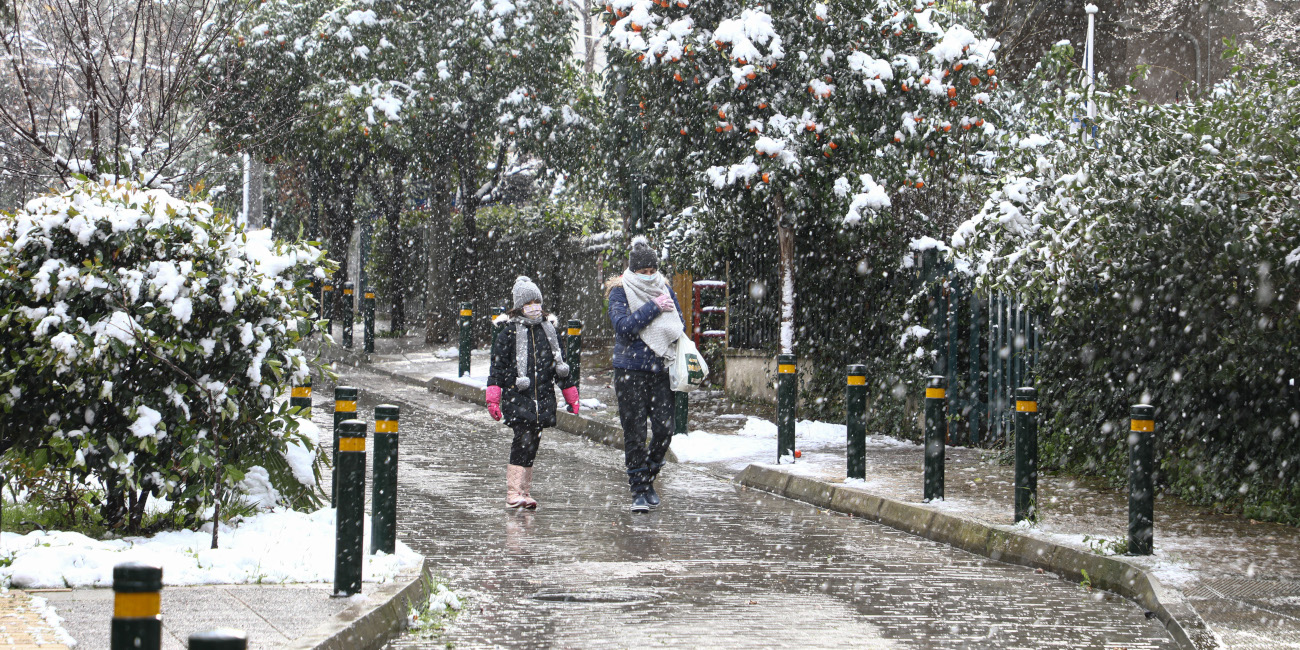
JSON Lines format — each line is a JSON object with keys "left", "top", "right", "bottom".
{"left": 777, "top": 353, "right": 796, "bottom": 462}
{"left": 188, "top": 629, "right": 247, "bottom": 649}
{"left": 290, "top": 379, "right": 312, "bottom": 417}
{"left": 924, "top": 375, "right": 946, "bottom": 502}
{"left": 1128, "top": 404, "right": 1155, "bottom": 555}
{"left": 458, "top": 302, "right": 473, "bottom": 377}
{"left": 111, "top": 562, "right": 162, "bottom": 650}
{"left": 334, "top": 419, "right": 367, "bottom": 596}
{"left": 846, "top": 365, "right": 867, "bottom": 480}
{"left": 1014, "top": 386, "right": 1038, "bottom": 523}
{"left": 370, "top": 405, "right": 400, "bottom": 556}
{"left": 566, "top": 319, "right": 583, "bottom": 391}
{"left": 363, "top": 290, "right": 376, "bottom": 353}
{"left": 342, "top": 282, "right": 354, "bottom": 349}
{"left": 332, "top": 386, "right": 358, "bottom": 507}
{"left": 322, "top": 283, "right": 334, "bottom": 337}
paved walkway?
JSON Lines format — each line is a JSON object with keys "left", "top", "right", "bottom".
{"left": 322, "top": 369, "right": 1175, "bottom": 648}
{"left": 350, "top": 332, "right": 1300, "bottom": 649}
{"left": 42, "top": 584, "right": 356, "bottom": 649}
{"left": 0, "top": 590, "right": 71, "bottom": 649}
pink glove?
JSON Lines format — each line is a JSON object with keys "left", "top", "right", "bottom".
{"left": 653, "top": 294, "right": 675, "bottom": 312}
{"left": 562, "top": 386, "right": 580, "bottom": 414}
{"left": 486, "top": 385, "right": 503, "bottom": 421}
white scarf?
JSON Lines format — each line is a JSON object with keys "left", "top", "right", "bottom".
{"left": 512, "top": 314, "right": 568, "bottom": 391}
{"left": 620, "top": 270, "right": 684, "bottom": 358}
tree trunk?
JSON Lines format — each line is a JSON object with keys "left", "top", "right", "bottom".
{"left": 425, "top": 176, "right": 453, "bottom": 345}
{"left": 383, "top": 156, "right": 410, "bottom": 333}
{"left": 774, "top": 188, "right": 795, "bottom": 355}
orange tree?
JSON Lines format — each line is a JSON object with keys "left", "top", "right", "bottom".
{"left": 598, "top": 0, "right": 1008, "bottom": 413}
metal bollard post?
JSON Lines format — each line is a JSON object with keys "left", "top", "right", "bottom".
{"left": 111, "top": 562, "right": 162, "bottom": 650}
{"left": 333, "top": 419, "right": 367, "bottom": 596}
{"left": 1014, "top": 386, "right": 1038, "bottom": 523}
{"left": 566, "top": 319, "right": 583, "bottom": 391}
{"left": 924, "top": 375, "right": 946, "bottom": 501}
{"left": 1128, "top": 404, "right": 1155, "bottom": 555}
{"left": 342, "top": 282, "right": 354, "bottom": 349}
{"left": 776, "top": 353, "right": 797, "bottom": 462}
{"left": 290, "top": 379, "right": 312, "bottom": 417}
{"left": 370, "top": 405, "right": 400, "bottom": 556}
{"left": 322, "top": 283, "right": 334, "bottom": 338}
{"left": 188, "top": 629, "right": 247, "bottom": 649}
{"left": 846, "top": 365, "right": 867, "bottom": 480}
{"left": 331, "top": 386, "right": 358, "bottom": 507}
{"left": 458, "top": 302, "right": 473, "bottom": 377}
{"left": 363, "top": 290, "right": 376, "bottom": 353}
{"left": 673, "top": 392, "right": 688, "bottom": 436}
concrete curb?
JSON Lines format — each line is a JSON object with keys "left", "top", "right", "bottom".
{"left": 285, "top": 559, "right": 431, "bottom": 650}
{"left": 737, "top": 465, "right": 1221, "bottom": 650}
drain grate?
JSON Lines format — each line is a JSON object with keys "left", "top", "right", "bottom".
{"left": 530, "top": 588, "right": 658, "bottom": 604}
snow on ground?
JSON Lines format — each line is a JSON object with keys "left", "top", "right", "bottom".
{"left": 0, "top": 507, "right": 422, "bottom": 589}
{"left": 26, "top": 594, "right": 77, "bottom": 647}
{"left": 579, "top": 398, "right": 607, "bottom": 409}
{"left": 671, "top": 416, "right": 916, "bottom": 469}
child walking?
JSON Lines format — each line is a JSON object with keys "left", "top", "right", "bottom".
{"left": 486, "top": 276, "right": 581, "bottom": 508}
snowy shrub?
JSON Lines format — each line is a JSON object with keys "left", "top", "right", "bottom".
{"left": 0, "top": 179, "right": 331, "bottom": 533}
{"left": 953, "top": 64, "right": 1300, "bottom": 522}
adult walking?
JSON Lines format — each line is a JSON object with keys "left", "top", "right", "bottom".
{"left": 486, "top": 276, "right": 581, "bottom": 508}
{"left": 606, "top": 236, "right": 685, "bottom": 513}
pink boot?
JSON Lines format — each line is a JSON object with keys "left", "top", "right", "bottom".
{"left": 506, "top": 465, "right": 528, "bottom": 508}
{"left": 520, "top": 467, "right": 538, "bottom": 509}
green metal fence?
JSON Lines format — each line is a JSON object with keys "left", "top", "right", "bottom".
{"left": 919, "top": 249, "right": 1041, "bottom": 447}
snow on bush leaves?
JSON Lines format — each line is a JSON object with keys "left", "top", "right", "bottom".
{"left": 0, "top": 179, "right": 331, "bottom": 532}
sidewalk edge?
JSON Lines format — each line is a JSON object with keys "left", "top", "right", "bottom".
{"left": 365, "top": 362, "right": 678, "bottom": 464}
{"left": 284, "top": 559, "right": 431, "bottom": 650}
{"left": 737, "top": 465, "right": 1221, "bottom": 650}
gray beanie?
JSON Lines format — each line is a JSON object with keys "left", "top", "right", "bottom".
{"left": 512, "top": 276, "right": 543, "bottom": 310}
{"left": 627, "top": 235, "right": 659, "bottom": 272}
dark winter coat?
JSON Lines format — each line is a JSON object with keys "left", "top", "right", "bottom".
{"left": 487, "top": 315, "right": 577, "bottom": 427}
{"left": 606, "top": 278, "right": 683, "bottom": 374}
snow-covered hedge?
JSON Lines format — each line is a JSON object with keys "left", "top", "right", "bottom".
{"left": 0, "top": 179, "right": 330, "bottom": 532}
{"left": 953, "top": 67, "right": 1300, "bottom": 522}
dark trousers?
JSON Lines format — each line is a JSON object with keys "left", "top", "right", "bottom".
{"left": 614, "top": 367, "right": 674, "bottom": 493}
{"left": 509, "top": 422, "right": 544, "bottom": 467}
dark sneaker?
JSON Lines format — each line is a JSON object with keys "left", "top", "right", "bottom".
{"left": 630, "top": 493, "right": 651, "bottom": 513}
{"left": 645, "top": 486, "right": 661, "bottom": 509}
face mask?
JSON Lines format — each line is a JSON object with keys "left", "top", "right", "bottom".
{"left": 635, "top": 272, "right": 657, "bottom": 282}
{"left": 523, "top": 304, "right": 543, "bottom": 319}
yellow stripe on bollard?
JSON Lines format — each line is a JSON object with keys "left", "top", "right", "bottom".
{"left": 926, "top": 387, "right": 946, "bottom": 399}
{"left": 778, "top": 364, "right": 796, "bottom": 374}
{"left": 292, "top": 386, "right": 311, "bottom": 398}
{"left": 365, "top": 292, "right": 375, "bottom": 299}
{"left": 375, "top": 420, "right": 398, "bottom": 433}
{"left": 1131, "top": 419, "right": 1154, "bottom": 432}
{"left": 344, "top": 288, "right": 354, "bottom": 295}
{"left": 567, "top": 328, "right": 581, "bottom": 336}
{"left": 339, "top": 437, "right": 366, "bottom": 452}
{"left": 1016, "top": 400, "right": 1038, "bottom": 412}
{"left": 460, "top": 309, "right": 473, "bottom": 317}
{"left": 114, "top": 592, "right": 160, "bottom": 618}
{"left": 335, "top": 400, "right": 357, "bottom": 412}
{"left": 847, "top": 376, "right": 866, "bottom": 386}
{"left": 323, "top": 285, "right": 333, "bottom": 291}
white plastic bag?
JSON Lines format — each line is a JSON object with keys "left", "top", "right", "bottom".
{"left": 668, "top": 333, "right": 709, "bottom": 392}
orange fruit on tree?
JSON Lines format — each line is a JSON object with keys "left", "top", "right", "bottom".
{"left": 949, "top": 99, "right": 958, "bottom": 107}
{"left": 761, "top": 173, "right": 770, "bottom": 183}
{"left": 674, "top": 72, "right": 683, "bottom": 82}
{"left": 680, "top": 128, "right": 687, "bottom": 135}
{"left": 971, "top": 77, "right": 980, "bottom": 86}
{"left": 954, "top": 63, "right": 963, "bottom": 72}
{"left": 947, "top": 87, "right": 956, "bottom": 98}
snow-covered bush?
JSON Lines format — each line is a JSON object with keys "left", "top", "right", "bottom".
{"left": 953, "top": 65, "right": 1300, "bottom": 522}
{"left": 0, "top": 179, "right": 330, "bottom": 532}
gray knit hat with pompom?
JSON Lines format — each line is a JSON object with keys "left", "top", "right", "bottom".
{"left": 627, "top": 236, "right": 659, "bottom": 272}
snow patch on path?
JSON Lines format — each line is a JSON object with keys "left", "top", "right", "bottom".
{"left": 0, "top": 507, "right": 421, "bottom": 589}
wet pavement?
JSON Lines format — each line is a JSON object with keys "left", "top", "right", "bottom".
{"left": 323, "top": 369, "right": 1173, "bottom": 649}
